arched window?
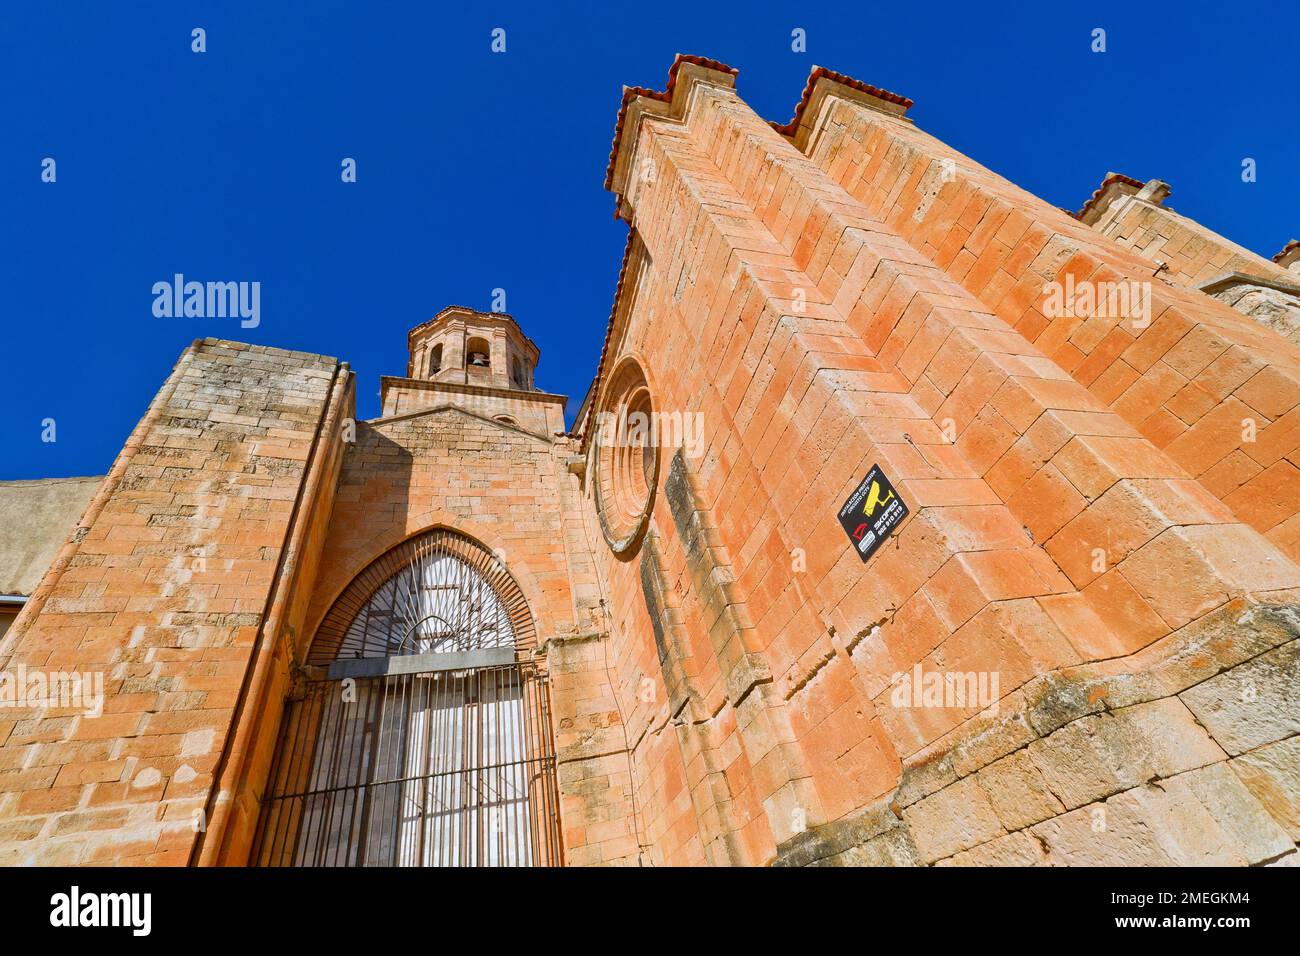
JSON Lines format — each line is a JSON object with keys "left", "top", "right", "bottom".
{"left": 466, "top": 336, "right": 491, "bottom": 368}
{"left": 495, "top": 415, "right": 518, "bottom": 427}
{"left": 254, "top": 528, "right": 560, "bottom": 868}
{"left": 428, "top": 343, "right": 443, "bottom": 375}
{"left": 310, "top": 529, "right": 533, "bottom": 661}
{"left": 510, "top": 356, "right": 526, "bottom": 389}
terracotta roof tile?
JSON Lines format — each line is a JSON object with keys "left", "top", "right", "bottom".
{"left": 769, "top": 65, "right": 913, "bottom": 137}
{"left": 603, "top": 54, "right": 738, "bottom": 200}
{"left": 1073, "top": 172, "right": 1144, "bottom": 221}
{"left": 1273, "top": 239, "right": 1300, "bottom": 264}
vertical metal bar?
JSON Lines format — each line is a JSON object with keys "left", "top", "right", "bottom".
{"left": 256, "top": 528, "right": 561, "bottom": 867}
{"left": 352, "top": 675, "right": 385, "bottom": 866}
{"left": 322, "top": 677, "right": 352, "bottom": 867}
{"left": 336, "top": 677, "right": 370, "bottom": 866}
{"left": 524, "top": 662, "right": 542, "bottom": 865}
{"left": 309, "top": 680, "right": 347, "bottom": 866}
{"left": 277, "top": 684, "right": 319, "bottom": 864}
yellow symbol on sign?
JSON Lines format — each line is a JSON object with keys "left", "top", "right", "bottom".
{"left": 863, "top": 480, "right": 894, "bottom": 517}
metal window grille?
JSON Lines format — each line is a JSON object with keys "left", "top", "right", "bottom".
{"left": 253, "top": 529, "right": 562, "bottom": 867}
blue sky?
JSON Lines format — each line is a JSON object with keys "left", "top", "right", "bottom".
{"left": 3, "top": 1, "right": 1297, "bottom": 479}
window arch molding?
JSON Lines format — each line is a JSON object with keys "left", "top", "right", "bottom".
{"left": 259, "top": 524, "right": 562, "bottom": 868}
{"left": 307, "top": 526, "right": 537, "bottom": 664}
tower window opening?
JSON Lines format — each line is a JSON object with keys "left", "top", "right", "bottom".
{"left": 466, "top": 336, "right": 492, "bottom": 368}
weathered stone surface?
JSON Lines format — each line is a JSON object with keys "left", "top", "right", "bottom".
{"left": 1230, "top": 736, "right": 1300, "bottom": 838}
{"left": 1208, "top": 280, "right": 1300, "bottom": 344}
{"left": 840, "top": 828, "right": 922, "bottom": 866}
{"left": 774, "top": 800, "right": 917, "bottom": 867}
{"left": 807, "top": 826, "right": 921, "bottom": 867}
{"left": 1031, "top": 793, "right": 1178, "bottom": 866}
{"left": 1072, "top": 602, "right": 1300, "bottom": 709}
{"left": 976, "top": 748, "right": 1066, "bottom": 831}
{"left": 1180, "top": 641, "right": 1300, "bottom": 754}
{"left": 1177, "top": 762, "right": 1294, "bottom": 863}
{"left": 1027, "top": 698, "right": 1225, "bottom": 810}
{"left": 947, "top": 703, "right": 1039, "bottom": 778}
{"left": 1030, "top": 766, "right": 1291, "bottom": 866}
{"left": 1116, "top": 778, "right": 1248, "bottom": 865}
{"left": 1025, "top": 671, "right": 1109, "bottom": 737}
{"left": 892, "top": 750, "right": 959, "bottom": 809}
{"left": 901, "top": 775, "right": 1005, "bottom": 864}
{"left": 939, "top": 830, "right": 1047, "bottom": 867}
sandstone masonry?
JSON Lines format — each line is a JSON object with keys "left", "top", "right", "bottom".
{"left": 1, "top": 58, "right": 1297, "bottom": 867}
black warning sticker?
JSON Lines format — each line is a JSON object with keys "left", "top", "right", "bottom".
{"left": 838, "top": 464, "right": 909, "bottom": 563}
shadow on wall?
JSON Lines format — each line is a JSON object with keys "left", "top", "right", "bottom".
{"left": 311, "top": 423, "right": 415, "bottom": 651}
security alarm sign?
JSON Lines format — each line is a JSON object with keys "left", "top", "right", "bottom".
{"left": 838, "top": 465, "right": 909, "bottom": 563}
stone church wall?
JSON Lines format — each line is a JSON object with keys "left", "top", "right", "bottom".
{"left": 586, "top": 58, "right": 1300, "bottom": 866}
{"left": 806, "top": 92, "right": 1300, "bottom": 565}
{"left": 0, "top": 339, "right": 345, "bottom": 865}
{"left": 3, "top": 59, "right": 1298, "bottom": 869}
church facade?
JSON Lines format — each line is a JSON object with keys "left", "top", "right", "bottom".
{"left": 2, "top": 56, "right": 1299, "bottom": 867}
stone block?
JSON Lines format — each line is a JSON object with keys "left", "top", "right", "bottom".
{"left": 976, "top": 748, "right": 1066, "bottom": 830}
{"left": 1230, "top": 736, "right": 1300, "bottom": 838}
{"left": 901, "top": 774, "right": 1004, "bottom": 864}
{"left": 940, "top": 830, "right": 1046, "bottom": 866}
{"left": 1178, "top": 761, "right": 1293, "bottom": 864}
{"left": 1180, "top": 640, "right": 1300, "bottom": 753}
{"left": 1027, "top": 697, "right": 1225, "bottom": 809}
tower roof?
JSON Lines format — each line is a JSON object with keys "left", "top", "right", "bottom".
{"left": 406, "top": 304, "right": 541, "bottom": 353}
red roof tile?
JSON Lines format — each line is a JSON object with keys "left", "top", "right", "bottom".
{"left": 603, "top": 54, "right": 738, "bottom": 201}
{"left": 769, "top": 65, "right": 913, "bottom": 137}
{"left": 1273, "top": 239, "right": 1300, "bottom": 264}
{"left": 1073, "top": 172, "right": 1144, "bottom": 221}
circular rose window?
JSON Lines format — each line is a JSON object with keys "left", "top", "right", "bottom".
{"left": 594, "top": 358, "right": 658, "bottom": 554}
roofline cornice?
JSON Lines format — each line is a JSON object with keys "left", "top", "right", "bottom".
{"left": 379, "top": 374, "right": 567, "bottom": 408}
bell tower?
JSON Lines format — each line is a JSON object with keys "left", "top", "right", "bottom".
{"left": 407, "top": 305, "right": 538, "bottom": 390}
{"left": 380, "top": 304, "right": 564, "bottom": 434}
